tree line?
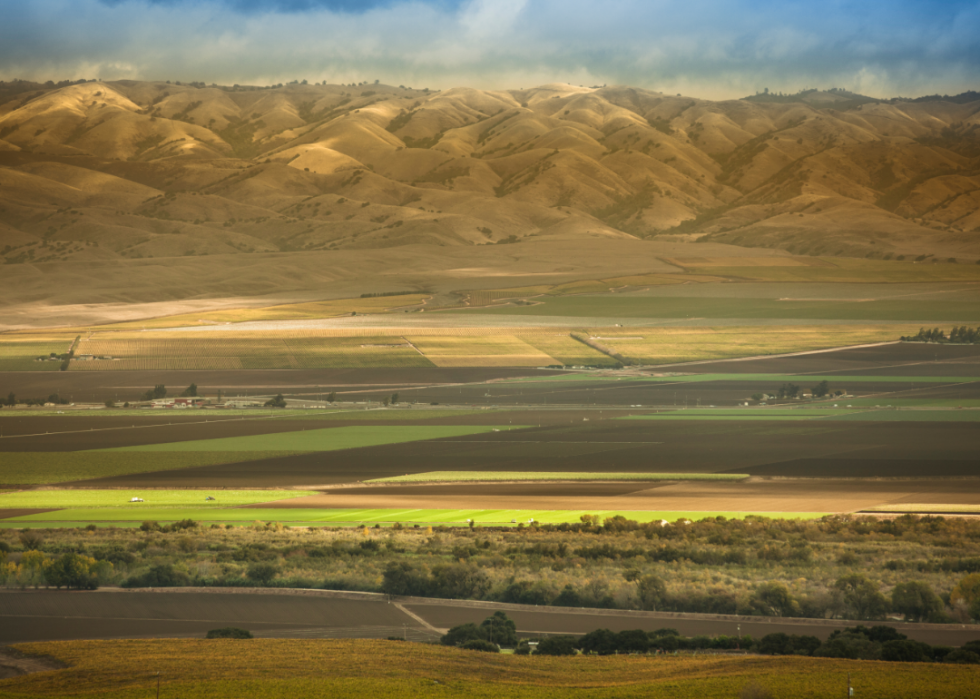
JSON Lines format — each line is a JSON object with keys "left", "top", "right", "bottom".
{"left": 902, "top": 327, "right": 980, "bottom": 344}
{"left": 440, "top": 611, "right": 980, "bottom": 664}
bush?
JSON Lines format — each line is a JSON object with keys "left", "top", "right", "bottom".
{"left": 535, "top": 636, "right": 578, "bottom": 656}
{"left": 579, "top": 628, "right": 618, "bottom": 655}
{"left": 460, "top": 639, "right": 499, "bottom": 653}
{"left": 246, "top": 562, "right": 279, "bottom": 585}
{"left": 881, "top": 639, "right": 929, "bottom": 662}
{"left": 206, "top": 627, "right": 253, "bottom": 639}
{"left": 441, "top": 623, "right": 483, "bottom": 647}
{"left": 945, "top": 648, "right": 980, "bottom": 664}
{"left": 123, "top": 563, "right": 190, "bottom": 588}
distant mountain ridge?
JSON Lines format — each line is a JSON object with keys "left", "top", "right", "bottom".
{"left": 1, "top": 78, "right": 978, "bottom": 267}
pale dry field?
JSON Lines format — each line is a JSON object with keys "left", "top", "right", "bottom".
{"left": 259, "top": 478, "right": 980, "bottom": 514}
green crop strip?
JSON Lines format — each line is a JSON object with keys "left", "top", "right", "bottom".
{"left": 0, "top": 451, "right": 306, "bottom": 485}
{"left": 2, "top": 507, "right": 828, "bottom": 525}
{"left": 97, "top": 425, "right": 526, "bottom": 453}
{"left": 368, "top": 471, "right": 750, "bottom": 483}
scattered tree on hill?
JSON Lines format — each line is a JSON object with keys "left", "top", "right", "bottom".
{"left": 264, "top": 394, "right": 287, "bottom": 409}
{"left": 104, "top": 399, "right": 116, "bottom": 408}
{"left": 327, "top": 392, "right": 336, "bottom": 403}
{"left": 391, "top": 392, "right": 399, "bottom": 404}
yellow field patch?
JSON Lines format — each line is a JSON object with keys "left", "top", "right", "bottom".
{"left": 89, "top": 294, "right": 431, "bottom": 330}
{"left": 409, "top": 334, "right": 557, "bottom": 366}
{"left": 592, "top": 324, "right": 922, "bottom": 364}
{"left": 664, "top": 256, "right": 830, "bottom": 268}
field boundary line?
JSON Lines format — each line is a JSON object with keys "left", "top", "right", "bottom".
{"left": 391, "top": 603, "right": 446, "bottom": 634}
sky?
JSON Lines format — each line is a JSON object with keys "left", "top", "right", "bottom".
{"left": 1, "top": 0, "right": 978, "bottom": 99}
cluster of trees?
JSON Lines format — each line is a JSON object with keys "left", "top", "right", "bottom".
{"left": 439, "top": 613, "right": 980, "bottom": 663}
{"left": 1, "top": 392, "right": 69, "bottom": 408}
{"left": 752, "top": 381, "right": 843, "bottom": 402}
{"left": 141, "top": 384, "right": 168, "bottom": 401}
{"left": 902, "top": 327, "right": 980, "bottom": 344}
{"left": 264, "top": 394, "right": 287, "bottom": 408}
{"left": 759, "top": 625, "right": 980, "bottom": 664}
{"left": 0, "top": 535, "right": 112, "bottom": 590}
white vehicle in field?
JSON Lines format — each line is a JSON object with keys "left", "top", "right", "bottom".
{"left": 129, "top": 497, "right": 144, "bottom": 503}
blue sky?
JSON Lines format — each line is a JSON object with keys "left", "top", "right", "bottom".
{"left": 1, "top": 0, "right": 977, "bottom": 98}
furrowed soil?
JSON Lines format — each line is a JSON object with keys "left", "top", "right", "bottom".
{"left": 67, "top": 419, "right": 979, "bottom": 488}
{"left": 0, "top": 590, "right": 425, "bottom": 644}
{"left": 3, "top": 590, "right": 980, "bottom": 648}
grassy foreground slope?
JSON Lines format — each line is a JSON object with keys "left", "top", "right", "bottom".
{"left": 3, "top": 639, "right": 977, "bottom": 698}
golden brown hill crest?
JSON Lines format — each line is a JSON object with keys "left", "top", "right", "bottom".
{"left": 0, "top": 79, "right": 978, "bottom": 271}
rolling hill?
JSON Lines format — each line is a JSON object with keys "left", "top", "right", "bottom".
{"left": 0, "top": 78, "right": 978, "bottom": 321}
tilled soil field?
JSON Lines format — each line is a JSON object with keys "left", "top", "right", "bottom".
{"left": 0, "top": 590, "right": 422, "bottom": 644}
{"left": 658, "top": 342, "right": 980, "bottom": 376}
{"left": 71, "top": 420, "right": 979, "bottom": 488}
{"left": 3, "top": 589, "right": 978, "bottom": 647}
{"left": 0, "top": 368, "right": 549, "bottom": 404}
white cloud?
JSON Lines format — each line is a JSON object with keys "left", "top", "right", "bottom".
{"left": 0, "top": 0, "right": 976, "bottom": 99}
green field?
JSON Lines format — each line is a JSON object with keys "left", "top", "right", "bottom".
{"left": 99, "top": 425, "right": 523, "bottom": 453}
{"left": 0, "top": 506, "right": 829, "bottom": 526}
{"left": 500, "top": 371, "right": 979, "bottom": 385}
{"left": 0, "top": 408, "right": 494, "bottom": 419}
{"left": 368, "top": 471, "right": 750, "bottom": 483}
{"left": 459, "top": 295, "right": 980, "bottom": 321}
{"left": 0, "top": 489, "right": 314, "bottom": 509}
{"left": 622, "top": 409, "right": 980, "bottom": 422}
{"left": 0, "top": 451, "right": 306, "bottom": 485}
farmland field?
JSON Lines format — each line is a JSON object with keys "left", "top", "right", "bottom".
{"left": 368, "top": 471, "right": 750, "bottom": 483}
{"left": 1, "top": 506, "right": 828, "bottom": 526}
{"left": 0, "top": 333, "right": 76, "bottom": 372}
{"left": 1, "top": 637, "right": 978, "bottom": 698}
{"left": 0, "top": 489, "right": 314, "bottom": 509}
{"left": 0, "top": 451, "right": 306, "bottom": 485}
{"left": 458, "top": 295, "right": 980, "bottom": 322}
{"left": 101, "top": 424, "right": 522, "bottom": 452}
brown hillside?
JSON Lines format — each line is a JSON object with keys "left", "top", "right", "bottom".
{"left": 1, "top": 79, "right": 978, "bottom": 273}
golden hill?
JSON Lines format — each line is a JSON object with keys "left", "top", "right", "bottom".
{"left": 0, "top": 78, "right": 978, "bottom": 313}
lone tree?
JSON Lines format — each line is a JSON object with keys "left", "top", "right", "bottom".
{"left": 264, "top": 394, "right": 287, "bottom": 409}
{"left": 180, "top": 383, "right": 198, "bottom": 397}
{"left": 811, "top": 380, "right": 830, "bottom": 398}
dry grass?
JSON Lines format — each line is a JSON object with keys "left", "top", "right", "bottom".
{"left": 593, "top": 325, "right": 922, "bottom": 364}
{"left": 2, "top": 639, "right": 977, "bottom": 698}
{"left": 96, "top": 294, "right": 432, "bottom": 330}
{"left": 409, "top": 335, "right": 557, "bottom": 367}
